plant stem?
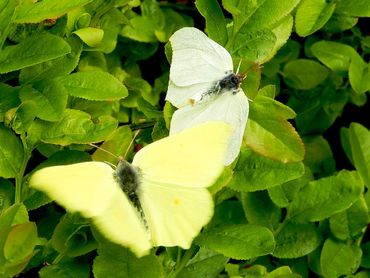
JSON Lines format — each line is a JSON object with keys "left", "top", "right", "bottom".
{"left": 168, "top": 247, "right": 197, "bottom": 278}
{"left": 15, "top": 136, "right": 31, "bottom": 204}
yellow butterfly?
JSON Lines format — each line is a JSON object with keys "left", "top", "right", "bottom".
{"left": 29, "top": 122, "right": 232, "bottom": 257}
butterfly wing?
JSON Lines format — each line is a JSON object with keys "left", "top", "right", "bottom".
{"left": 169, "top": 91, "right": 249, "bottom": 165}
{"left": 132, "top": 122, "right": 232, "bottom": 248}
{"left": 29, "top": 162, "right": 118, "bottom": 218}
{"left": 166, "top": 27, "right": 233, "bottom": 107}
{"left": 138, "top": 181, "right": 213, "bottom": 248}
{"left": 92, "top": 191, "right": 151, "bottom": 257}
{"left": 29, "top": 162, "right": 151, "bottom": 257}
{"left": 132, "top": 121, "right": 233, "bottom": 188}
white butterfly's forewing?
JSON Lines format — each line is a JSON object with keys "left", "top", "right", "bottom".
{"left": 170, "top": 91, "right": 249, "bottom": 165}
{"left": 166, "top": 27, "right": 233, "bottom": 107}
{"left": 132, "top": 122, "right": 232, "bottom": 188}
{"left": 138, "top": 180, "right": 213, "bottom": 248}
{"left": 29, "top": 162, "right": 151, "bottom": 257}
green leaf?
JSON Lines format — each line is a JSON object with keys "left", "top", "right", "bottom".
{"left": 137, "top": 98, "right": 162, "bottom": 119}
{"left": 19, "top": 37, "right": 83, "bottom": 84}
{"left": 29, "top": 109, "right": 118, "bottom": 145}
{"left": 0, "top": 33, "right": 71, "bottom": 74}
{"left": 0, "top": 204, "right": 29, "bottom": 269}
{"left": 287, "top": 170, "right": 363, "bottom": 222}
{"left": 0, "top": 0, "right": 19, "bottom": 48}
{"left": 230, "top": 149, "right": 304, "bottom": 192}
{"left": 241, "top": 191, "right": 281, "bottom": 230}
{"left": 268, "top": 167, "right": 313, "bottom": 208}
{"left": 92, "top": 125, "right": 133, "bottom": 164}
{"left": 0, "top": 124, "right": 24, "bottom": 178}
{"left": 0, "top": 178, "right": 15, "bottom": 214}
{"left": 9, "top": 101, "right": 37, "bottom": 135}
{"left": 349, "top": 52, "right": 370, "bottom": 94}
{"left": 222, "top": 0, "right": 260, "bottom": 35}
{"left": 242, "top": 0, "right": 300, "bottom": 32}
{"left": 323, "top": 13, "right": 358, "bottom": 33}
{"left": 177, "top": 248, "right": 228, "bottom": 278}
{"left": 14, "top": 0, "right": 93, "bottom": 23}
{"left": 4, "top": 222, "right": 37, "bottom": 262}
{"left": 73, "top": 27, "right": 105, "bottom": 47}
{"left": 210, "top": 200, "right": 247, "bottom": 227}
{"left": 195, "top": 0, "right": 228, "bottom": 46}
{"left": 329, "top": 197, "right": 369, "bottom": 240}
{"left": 121, "top": 16, "right": 157, "bottom": 43}
{"left": 0, "top": 83, "right": 20, "bottom": 120}
{"left": 283, "top": 59, "right": 329, "bottom": 90}
{"left": 292, "top": 88, "right": 348, "bottom": 135}
{"left": 302, "top": 135, "right": 336, "bottom": 176}
{"left": 232, "top": 28, "right": 276, "bottom": 62}
{"left": 51, "top": 214, "right": 97, "bottom": 258}
{"left": 295, "top": 0, "right": 336, "bottom": 37}
{"left": 320, "top": 238, "right": 362, "bottom": 277}
{"left": 311, "top": 40, "right": 356, "bottom": 72}
{"left": 93, "top": 243, "right": 163, "bottom": 278}
{"left": 19, "top": 81, "right": 68, "bottom": 122}
{"left": 59, "top": 71, "right": 128, "bottom": 101}
{"left": 348, "top": 123, "right": 370, "bottom": 186}
{"left": 39, "top": 260, "right": 90, "bottom": 278}
{"left": 245, "top": 95, "right": 305, "bottom": 163}
{"left": 362, "top": 242, "right": 370, "bottom": 268}
{"left": 268, "top": 15, "right": 294, "bottom": 62}
{"left": 273, "top": 222, "right": 322, "bottom": 259}
{"left": 267, "top": 266, "right": 298, "bottom": 278}
{"left": 335, "top": 0, "right": 370, "bottom": 17}
{"left": 195, "top": 224, "right": 275, "bottom": 260}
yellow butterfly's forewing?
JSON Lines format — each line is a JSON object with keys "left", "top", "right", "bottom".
{"left": 138, "top": 180, "right": 213, "bottom": 248}
{"left": 29, "top": 162, "right": 151, "bottom": 257}
{"left": 29, "top": 162, "right": 117, "bottom": 218}
{"left": 132, "top": 121, "right": 233, "bottom": 188}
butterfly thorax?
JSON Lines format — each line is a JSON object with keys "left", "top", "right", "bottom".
{"left": 218, "top": 72, "right": 244, "bottom": 93}
{"left": 114, "top": 160, "right": 142, "bottom": 210}
{"left": 192, "top": 71, "right": 244, "bottom": 105}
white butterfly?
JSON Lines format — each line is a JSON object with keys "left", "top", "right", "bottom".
{"left": 166, "top": 27, "right": 249, "bottom": 165}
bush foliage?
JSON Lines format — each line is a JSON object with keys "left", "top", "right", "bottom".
{"left": 0, "top": 0, "right": 369, "bottom": 277}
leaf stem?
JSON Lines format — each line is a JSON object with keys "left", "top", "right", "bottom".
{"left": 15, "top": 136, "right": 31, "bottom": 204}
{"left": 168, "top": 246, "right": 197, "bottom": 278}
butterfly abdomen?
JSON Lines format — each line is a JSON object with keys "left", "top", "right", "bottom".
{"left": 114, "top": 161, "right": 142, "bottom": 210}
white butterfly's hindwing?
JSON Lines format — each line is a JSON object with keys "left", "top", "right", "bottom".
{"left": 170, "top": 91, "right": 249, "bottom": 165}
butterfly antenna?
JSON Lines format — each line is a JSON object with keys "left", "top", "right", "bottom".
{"left": 236, "top": 59, "right": 242, "bottom": 74}
{"left": 123, "top": 129, "right": 141, "bottom": 160}
{"left": 89, "top": 143, "right": 119, "bottom": 159}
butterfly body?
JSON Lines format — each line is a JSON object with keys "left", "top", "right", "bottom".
{"left": 114, "top": 160, "right": 141, "bottom": 210}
